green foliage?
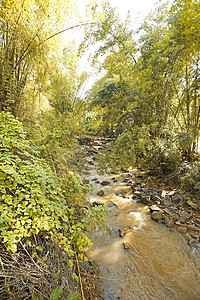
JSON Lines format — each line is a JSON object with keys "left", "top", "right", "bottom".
{"left": 66, "top": 292, "right": 80, "bottom": 300}
{"left": 97, "top": 125, "right": 186, "bottom": 176}
{"left": 48, "top": 44, "right": 78, "bottom": 116}
{"left": 32, "top": 293, "right": 42, "bottom": 300}
{"left": 84, "top": 0, "right": 199, "bottom": 185}
{"left": 96, "top": 126, "right": 151, "bottom": 172}
{"left": 50, "top": 285, "right": 63, "bottom": 300}
{"left": 38, "top": 107, "right": 86, "bottom": 173}
{"left": 180, "top": 161, "right": 200, "bottom": 192}
{"left": 32, "top": 286, "right": 80, "bottom": 300}
{"left": 0, "top": 112, "right": 90, "bottom": 254}
{"left": 84, "top": 106, "right": 106, "bottom": 136}
{"left": 87, "top": 80, "right": 131, "bottom": 136}
{"left": 79, "top": 1, "right": 135, "bottom": 68}
{"left": 0, "top": 0, "right": 79, "bottom": 117}
{"left": 82, "top": 205, "right": 109, "bottom": 232}
{"left": 142, "top": 135, "right": 182, "bottom": 175}
{"left": 96, "top": 131, "right": 136, "bottom": 173}
{"left": 67, "top": 208, "right": 93, "bottom": 254}
{"left": 34, "top": 44, "right": 87, "bottom": 172}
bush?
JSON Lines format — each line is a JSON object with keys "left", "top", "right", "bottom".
{"left": 0, "top": 112, "right": 89, "bottom": 253}
{"left": 180, "top": 161, "right": 200, "bottom": 192}
{"left": 97, "top": 126, "right": 183, "bottom": 176}
{"left": 143, "top": 136, "right": 182, "bottom": 175}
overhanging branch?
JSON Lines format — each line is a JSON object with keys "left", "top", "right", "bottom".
{"left": 15, "top": 22, "right": 96, "bottom": 68}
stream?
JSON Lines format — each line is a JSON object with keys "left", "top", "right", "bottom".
{"left": 82, "top": 145, "right": 200, "bottom": 300}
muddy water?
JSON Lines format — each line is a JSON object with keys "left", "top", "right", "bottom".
{"left": 84, "top": 157, "right": 200, "bottom": 300}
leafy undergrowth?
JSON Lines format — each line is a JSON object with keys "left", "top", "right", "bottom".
{"left": 96, "top": 127, "right": 200, "bottom": 193}
{"left": 0, "top": 112, "right": 89, "bottom": 253}
{"left": 0, "top": 112, "right": 102, "bottom": 299}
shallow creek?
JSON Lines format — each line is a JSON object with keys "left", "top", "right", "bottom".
{"left": 83, "top": 157, "right": 200, "bottom": 300}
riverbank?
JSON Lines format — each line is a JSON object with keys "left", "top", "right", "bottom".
{"left": 80, "top": 137, "right": 200, "bottom": 299}
{"left": 81, "top": 137, "right": 200, "bottom": 249}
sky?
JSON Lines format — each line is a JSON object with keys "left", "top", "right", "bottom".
{"left": 65, "top": 0, "right": 174, "bottom": 96}
{"left": 64, "top": 0, "right": 174, "bottom": 46}
{"left": 109, "top": 0, "right": 174, "bottom": 28}
{"left": 75, "top": 0, "right": 163, "bottom": 96}
{"left": 109, "top": 0, "right": 159, "bottom": 22}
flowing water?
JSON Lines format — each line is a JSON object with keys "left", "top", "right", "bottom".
{"left": 84, "top": 156, "right": 200, "bottom": 300}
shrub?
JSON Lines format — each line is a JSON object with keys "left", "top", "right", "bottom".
{"left": 0, "top": 112, "right": 90, "bottom": 253}
{"left": 180, "top": 161, "right": 200, "bottom": 192}
{"left": 97, "top": 126, "right": 183, "bottom": 176}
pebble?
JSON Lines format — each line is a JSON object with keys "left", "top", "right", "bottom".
{"left": 101, "top": 181, "right": 111, "bottom": 186}
{"left": 97, "top": 190, "right": 104, "bottom": 196}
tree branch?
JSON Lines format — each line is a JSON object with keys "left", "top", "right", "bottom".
{"left": 14, "top": 22, "right": 96, "bottom": 68}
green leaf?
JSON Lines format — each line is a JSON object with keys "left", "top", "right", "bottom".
{"left": 36, "top": 246, "right": 43, "bottom": 252}
{"left": 67, "top": 292, "right": 80, "bottom": 300}
{"left": 1, "top": 165, "right": 15, "bottom": 175}
{"left": 32, "top": 292, "right": 41, "bottom": 300}
{"left": 50, "top": 285, "right": 63, "bottom": 300}
{"left": 0, "top": 172, "right": 6, "bottom": 180}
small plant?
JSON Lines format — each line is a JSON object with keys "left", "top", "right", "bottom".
{"left": 32, "top": 286, "right": 80, "bottom": 300}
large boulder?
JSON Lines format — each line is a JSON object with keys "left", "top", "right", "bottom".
{"left": 171, "top": 193, "right": 182, "bottom": 204}
{"left": 141, "top": 195, "right": 151, "bottom": 204}
{"left": 163, "top": 215, "right": 174, "bottom": 227}
{"left": 151, "top": 211, "right": 163, "bottom": 221}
